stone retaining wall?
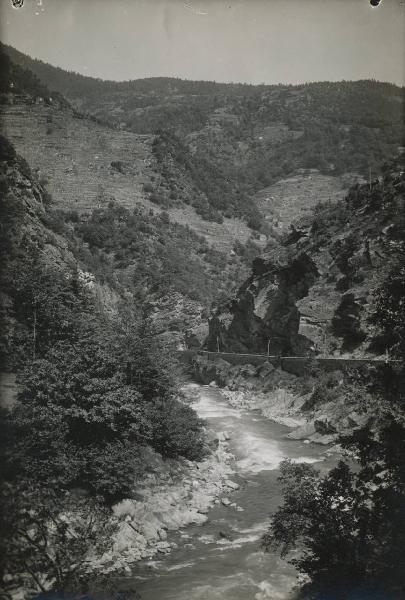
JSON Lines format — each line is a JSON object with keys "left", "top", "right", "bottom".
{"left": 178, "top": 350, "right": 392, "bottom": 376}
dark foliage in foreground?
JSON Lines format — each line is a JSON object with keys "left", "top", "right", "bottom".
{"left": 263, "top": 383, "right": 405, "bottom": 599}
{"left": 261, "top": 167, "right": 405, "bottom": 595}
{"left": 0, "top": 140, "right": 207, "bottom": 595}
{"left": 2, "top": 257, "right": 206, "bottom": 497}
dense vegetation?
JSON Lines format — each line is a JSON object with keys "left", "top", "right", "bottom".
{"left": 260, "top": 157, "right": 405, "bottom": 597}
{"left": 66, "top": 202, "right": 231, "bottom": 304}
{"left": 263, "top": 369, "right": 405, "bottom": 599}
{"left": 150, "top": 129, "right": 262, "bottom": 224}
{"left": 0, "top": 138, "right": 207, "bottom": 595}
{"left": 39, "top": 200, "right": 261, "bottom": 349}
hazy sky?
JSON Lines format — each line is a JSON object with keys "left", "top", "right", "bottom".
{"left": 0, "top": 0, "right": 404, "bottom": 85}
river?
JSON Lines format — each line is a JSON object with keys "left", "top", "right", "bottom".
{"left": 133, "top": 384, "right": 335, "bottom": 600}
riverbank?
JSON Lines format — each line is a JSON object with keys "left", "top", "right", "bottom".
{"left": 192, "top": 355, "right": 376, "bottom": 446}
{"left": 219, "top": 385, "right": 341, "bottom": 446}
{"left": 133, "top": 382, "right": 335, "bottom": 600}
{"left": 90, "top": 384, "right": 239, "bottom": 577}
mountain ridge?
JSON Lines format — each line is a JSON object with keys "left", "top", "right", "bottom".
{"left": 2, "top": 43, "right": 403, "bottom": 232}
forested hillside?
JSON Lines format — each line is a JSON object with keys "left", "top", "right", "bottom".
{"left": 3, "top": 43, "right": 403, "bottom": 227}
{"left": 0, "top": 135, "right": 213, "bottom": 596}
{"left": 44, "top": 200, "right": 262, "bottom": 347}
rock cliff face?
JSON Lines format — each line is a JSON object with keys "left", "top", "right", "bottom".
{"left": 0, "top": 136, "right": 120, "bottom": 372}
{"left": 207, "top": 158, "right": 405, "bottom": 357}
{"left": 207, "top": 250, "right": 319, "bottom": 354}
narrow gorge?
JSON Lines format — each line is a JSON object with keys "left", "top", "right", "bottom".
{"left": 1, "top": 34, "right": 404, "bottom": 600}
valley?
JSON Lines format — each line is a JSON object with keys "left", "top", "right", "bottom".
{"left": 0, "top": 40, "right": 404, "bottom": 600}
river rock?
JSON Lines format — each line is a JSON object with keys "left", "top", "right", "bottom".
{"left": 197, "top": 507, "right": 210, "bottom": 514}
{"left": 217, "top": 431, "right": 231, "bottom": 442}
{"left": 287, "top": 421, "right": 316, "bottom": 440}
{"left": 224, "top": 479, "right": 239, "bottom": 490}
{"left": 310, "top": 432, "right": 338, "bottom": 445}
{"left": 219, "top": 530, "right": 231, "bottom": 539}
{"left": 314, "top": 416, "right": 337, "bottom": 435}
{"left": 347, "top": 411, "right": 370, "bottom": 428}
{"left": 257, "top": 362, "right": 275, "bottom": 379}
{"left": 113, "top": 524, "right": 147, "bottom": 554}
{"left": 156, "top": 541, "right": 171, "bottom": 554}
{"left": 221, "top": 497, "right": 231, "bottom": 506}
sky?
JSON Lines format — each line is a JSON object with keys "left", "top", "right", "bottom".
{"left": 0, "top": 0, "right": 404, "bottom": 85}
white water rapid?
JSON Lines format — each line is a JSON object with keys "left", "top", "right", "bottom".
{"left": 133, "top": 384, "right": 333, "bottom": 600}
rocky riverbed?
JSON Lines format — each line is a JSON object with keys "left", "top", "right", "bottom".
{"left": 130, "top": 383, "right": 335, "bottom": 600}
{"left": 193, "top": 356, "right": 375, "bottom": 446}
{"left": 82, "top": 371, "right": 368, "bottom": 591}
{"left": 220, "top": 384, "right": 371, "bottom": 446}
{"left": 91, "top": 385, "right": 240, "bottom": 576}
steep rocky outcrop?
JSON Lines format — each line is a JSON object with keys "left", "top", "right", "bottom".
{"left": 207, "top": 158, "right": 405, "bottom": 357}
{"left": 207, "top": 250, "right": 319, "bottom": 354}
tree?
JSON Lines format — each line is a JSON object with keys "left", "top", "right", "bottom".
{"left": 263, "top": 417, "right": 405, "bottom": 598}
{"left": 117, "top": 313, "right": 179, "bottom": 402}
{"left": 11, "top": 320, "right": 152, "bottom": 500}
{"left": 370, "top": 265, "right": 405, "bottom": 357}
{"left": 144, "top": 397, "right": 206, "bottom": 460}
{"left": 0, "top": 481, "right": 117, "bottom": 597}
{"left": 4, "top": 256, "right": 93, "bottom": 365}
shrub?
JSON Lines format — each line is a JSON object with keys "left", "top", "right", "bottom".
{"left": 369, "top": 264, "right": 405, "bottom": 356}
{"left": 145, "top": 397, "right": 207, "bottom": 461}
{"left": 0, "top": 481, "right": 117, "bottom": 595}
{"left": 82, "top": 441, "right": 149, "bottom": 502}
{"left": 263, "top": 417, "right": 405, "bottom": 598}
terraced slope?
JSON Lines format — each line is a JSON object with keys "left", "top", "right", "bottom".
{"left": 1, "top": 97, "right": 253, "bottom": 252}
{"left": 255, "top": 171, "right": 364, "bottom": 232}
{"left": 1, "top": 97, "right": 154, "bottom": 212}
